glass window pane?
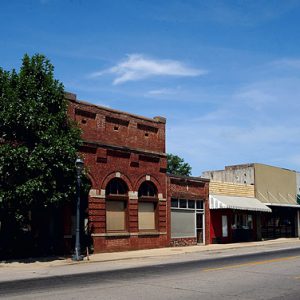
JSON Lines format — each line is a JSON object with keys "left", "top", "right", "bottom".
{"left": 196, "top": 201, "right": 203, "bottom": 209}
{"left": 196, "top": 213, "right": 203, "bottom": 228}
{"left": 247, "top": 215, "right": 253, "bottom": 229}
{"left": 171, "top": 198, "right": 178, "bottom": 208}
{"left": 179, "top": 199, "right": 187, "bottom": 208}
{"left": 138, "top": 181, "right": 157, "bottom": 197}
{"left": 106, "top": 178, "right": 128, "bottom": 195}
{"left": 188, "top": 200, "right": 195, "bottom": 209}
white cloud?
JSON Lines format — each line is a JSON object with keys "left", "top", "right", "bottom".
{"left": 147, "top": 88, "right": 175, "bottom": 95}
{"left": 90, "top": 54, "right": 206, "bottom": 85}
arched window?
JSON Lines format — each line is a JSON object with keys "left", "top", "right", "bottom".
{"left": 138, "top": 181, "right": 157, "bottom": 198}
{"left": 105, "top": 178, "right": 128, "bottom": 232}
{"left": 138, "top": 181, "right": 158, "bottom": 231}
{"left": 106, "top": 178, "right": 128, "bottom": 196}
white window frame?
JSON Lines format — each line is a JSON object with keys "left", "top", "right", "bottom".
{"left": 171, "top": 198, "right": 205, "bottom": 242}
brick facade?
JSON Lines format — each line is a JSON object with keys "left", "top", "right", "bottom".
{"left": 168, "top": 175, "right": 210, "bottom": 245}
{"left": 170, "top": 237, "right": 197, "bottom": 247}
{"left": 66, "top": 93, "right": 169, "bottom": 252}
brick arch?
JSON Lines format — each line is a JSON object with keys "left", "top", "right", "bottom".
{"left": 100, "top": 171, "right": 133, "bottom": 191}
{"left": 86, "top": 172, "right": 97, "bottom": 189}
{"left": 134, "top": 174, "right": 163, "bottom": 195}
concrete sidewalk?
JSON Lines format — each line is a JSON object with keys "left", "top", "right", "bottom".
{"left": 1, "top": 237, "right": 300, "bottom": 269}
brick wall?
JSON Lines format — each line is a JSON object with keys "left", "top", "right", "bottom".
{"left": 209, "top": 181, "right": 255, "bottom": 197}
{"left": 67, "top": 93, "right": 166, "bottom": 154}
{"left": 67, "top": 93, "right": 169, "bottom": 252}
{"left": 170, "top": 237, "right": 197, "bottom": 247}
{"left": 168, "top": 175, "right": 210, "bottom": 246}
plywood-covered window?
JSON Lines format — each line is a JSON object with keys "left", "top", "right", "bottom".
{"left": 138, "top": 181, "right": 158, "bottom": 231}
{"left": 138, "top": 202, "right": 155, "bottom": 230}
{"left": 106, "top": 201, "right": 126, "bottom": 231}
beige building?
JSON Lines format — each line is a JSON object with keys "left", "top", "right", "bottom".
{"left": 297, "top": 172, "right": 300, "bottom": 204}
{"left": 203, "top": 163, "right": 300, "bottom": 240}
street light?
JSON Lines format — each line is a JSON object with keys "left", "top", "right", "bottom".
{"left": 72, "top": 157, "right": 84, "bottom": 261}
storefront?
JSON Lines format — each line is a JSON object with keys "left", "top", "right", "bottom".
{"left": 261, "top": 205, "right": 299, "bottom": 239}
{"left": 171, "top": 198, "right": 205, "bottom": 244}
{"left": 209, "top": 195, "right": 271, "bottom": 243}
{"left": 168, "top": 175, "right": 210, "bottom": 246}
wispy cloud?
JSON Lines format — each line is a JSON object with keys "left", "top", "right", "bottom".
{"left": 147, "top": 88, "right": 175, "bottom": 95}
{"left": 167, "top": 71, "right": 300, "bottom": 175}
{"left": 270, "top": 58, "right": 300, "bottom": 69}
{"left": 149, "top": 0, "right": 300, "bottom": 27}
{"left": 90, "top": 54, "right": 206, "bottom": 85}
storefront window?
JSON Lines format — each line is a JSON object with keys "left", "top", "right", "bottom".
{"left": 171, "top": 198, "right": 205, "bottom": 242}
{"left": 171, "top": 198, "right": 178, "bottom": 208}
{"left": 188, "top": 200, "right": 195, "bottom": 209}
{"left": 233, "top": 213, "right": 253, "bottom": 230}
{"left": 179, "top": 199, "right": 187, "bottom": 208}
{"left": 196, "top": 200, "right": 203, "bottom": 209}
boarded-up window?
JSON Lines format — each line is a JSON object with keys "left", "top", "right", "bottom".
{"left": 138, "top": 202, "right": 155, "bottom": 230}
{"left": 171, "top": 210, "right": 195, "bottom": 238}
{"left": 106, "top": 201, "right": 126, "bottom": 231}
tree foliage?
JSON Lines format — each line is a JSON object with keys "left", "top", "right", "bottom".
{"left": 0, "top": 54, "right": 82, "bottom": 223}
{"left": 167, "top": 153, "right": 192, "bottom": 176}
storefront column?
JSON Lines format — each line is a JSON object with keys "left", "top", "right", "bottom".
{"left": 297, "top": 210, "right": 300, "bottom": 238}
{"left": 256, "top": 214, "right": 262, "bottom": 241}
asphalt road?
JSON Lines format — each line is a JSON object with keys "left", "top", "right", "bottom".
{"left": 1, "top": 247, "right": 300, "bottom": 299}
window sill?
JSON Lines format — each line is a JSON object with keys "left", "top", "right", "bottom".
{"left": 137, "top": 231, "right": 160, "bottom": 236}
{"left": 91, "top": 231, "right": 167, "bottom": 237}
{"left": 92, "top": 232, "right": 130, "bottom": 237}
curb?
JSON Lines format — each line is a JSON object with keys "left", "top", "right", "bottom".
{"left": 1, "top": 238, "right": 299, "bottom": 269}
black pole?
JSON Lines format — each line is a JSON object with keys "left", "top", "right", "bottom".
{"left": 73, "top": 160, "right": 83, "bottom": 261}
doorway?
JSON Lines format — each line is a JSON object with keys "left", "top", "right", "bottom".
{"left": 196, "top": 212, "right": 204, "bottom": 244}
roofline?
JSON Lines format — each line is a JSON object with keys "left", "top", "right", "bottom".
{"left": 65, "top": 92, "right": 166, "bottom": 124}
{"left": 167, "top": 173, "right": 210, "bottom": 183}
{"left": 83, "top": 140, "right": 166, "bottom": 157}
{"left": 204, "top": 162, "right": 297, "bottom": 173}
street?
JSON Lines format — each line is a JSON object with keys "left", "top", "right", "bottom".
{"left": 1, "top": 245, "right": 300, "bottom": 299}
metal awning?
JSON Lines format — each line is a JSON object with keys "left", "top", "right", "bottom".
{"left": 209, "top": 195, "right": 272, "bottom": 213}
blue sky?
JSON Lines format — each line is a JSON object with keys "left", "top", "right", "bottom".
{"left": 1, "top": 0, "right": 300, "bottom": 175}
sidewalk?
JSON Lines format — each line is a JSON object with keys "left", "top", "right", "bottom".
{"left": 1, "top": 237, "right": 300, "bottom": 269}
{"left": 0, "top": 238, "right": 299, "bottom": 284}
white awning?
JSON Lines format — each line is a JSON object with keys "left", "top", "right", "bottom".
{"left": 209, "top": 195, "right": 272, "bottom": 213}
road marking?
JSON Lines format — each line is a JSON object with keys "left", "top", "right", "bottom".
{"left": 203, "top": 255, "right": 300, "bottom": 272}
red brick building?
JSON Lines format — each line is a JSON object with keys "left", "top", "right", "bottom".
{"left": 168, "top": 175, "right": 210, "bottom": 246}
{"left": 66, "top": 93, "right": 169, "bottom": 252}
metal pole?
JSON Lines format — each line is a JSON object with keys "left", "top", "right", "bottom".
{"left": 73, "top": 165, "right": 83, "bottom": 261}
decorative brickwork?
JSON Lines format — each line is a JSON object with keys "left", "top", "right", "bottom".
{"left": 67, "top": 93, "right": 169, "bottom": 252}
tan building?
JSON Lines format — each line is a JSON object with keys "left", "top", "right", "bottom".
{"left": 203, "top": 163, "right": 300, "bottom": 241}
{"left": 297, "top": 172, "right": 300, "bottom": 205}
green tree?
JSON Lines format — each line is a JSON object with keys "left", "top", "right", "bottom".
{"left": 0, "top": 54, "right": 82, "bottom": 229}
{"left": 167, "top": 153, "right": 192, "bottom": 176}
